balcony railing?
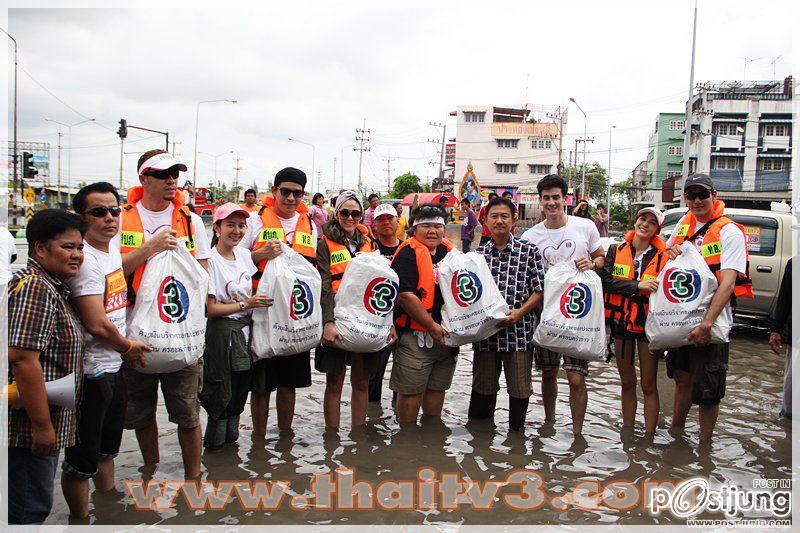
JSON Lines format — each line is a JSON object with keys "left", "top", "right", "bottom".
{"left": 709, "top": 170, "right": 743, "bottom": 191}
{"left": 755, "top": 170, "right": 791, "bottom": 192}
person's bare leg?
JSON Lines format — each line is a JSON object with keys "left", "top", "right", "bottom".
{"left": 178, "top": 425, "right": 202, "bottom": 479}
{"left": 638, "top": 341, "right": 660, "bottom": 434}
{"left": 671, "top": 369, "right": 693, "bottom": 430}
{"left": 421, "top": 390, "right": 446, "bottom": 417}
{"left": 93, "top": 457, "right": 116, "bottom": 491}
{"left": 566, "top": 370, "right": 588, "bottom": 435}
{"left": 698, "top": 404, "right": 719, "bottom": 442}
{"left": 541, "top": 368, "right": 559, "bottom": 421}
{"left": 251, "top": 391, "right": 271, "bottom": 438}
{"left": 134, "top": 419, "right": 159, "bottom": 464}
{"left": 276, "top": 387, "right": 296, "bottom": 430}
{"left": 396, "top": 392, "right": 423, "bottom": 423}
{"left": 324, "top": 372, "right": 346, "bottom": 429}
{"left": 350, "top": 355, "right": 369, "bottom": 427}
{"left": 614, "top": 338, "right": 637, "bottom": 428}
{"left": 61, "top": 473, "right": 89, "bottom": 519}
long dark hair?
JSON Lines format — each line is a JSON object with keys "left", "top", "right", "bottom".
{"left": 312, "top": 193, "right": 324, "bottom": 206}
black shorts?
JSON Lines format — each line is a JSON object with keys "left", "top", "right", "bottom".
{"left": 62, "top": 370, "right": 126, "bottom": 478}
{"left": 314, "top": 344, "right": 384, "bottom": 378}
{"left": 250, "top": 351, "right": 312, "bottom": 394}
{"left": 666, "top": 343, "right": 729, "bottom": 406}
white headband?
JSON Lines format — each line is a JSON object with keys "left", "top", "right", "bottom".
{"left": 413, "top": 217, "right": 445, "bottom": 227}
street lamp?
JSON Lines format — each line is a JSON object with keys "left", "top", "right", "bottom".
{"left": 607, "top": 125, "right": 616, "bottom": 209}
{"left": 1, "top": 27, "right": 19, "bottom": 205}
{"left": 198, "top": 150, "right": 234, "bottom": 185}
{"left": 192, "top": 99, "right": 237, "bottom": 193}
{"left": 288, "top": 137, "right": 316, "bottom": 191}
{"left": 339, "top": 144, "right": 353, "bottom": 190}
{"left": 569, "top": 97, "right": 588, "bottom": 199}
{"left": 45, "top": 117, "right": 95, "bottom": 203}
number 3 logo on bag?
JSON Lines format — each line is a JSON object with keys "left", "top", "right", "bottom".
{"left": 559, "top": 283, "right": 592, "bottom": 319}
{"left": 290, "top": 279, "right": 315, "bottom": 320}
{"left": 662, "top": 268, "right": 702, "bottom": 303}
{"left": 363, "top": 277, "right": 399, "bottom": 317}
{"left": 451, "top": 269, "right": 483, "bottom": 307}
{"left": 158, "top": 276, "right": 190, "bottom": 323}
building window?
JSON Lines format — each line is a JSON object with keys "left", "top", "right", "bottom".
{"left": 495, "top": 163, "right": 518, "bottom": 174}
{"left": 496, "top": 138, "right": 519, "bottom": 148}
{"left": 714, "top": 123, "right": 743, "bottom": 136}
{"left": 528, "top": 164, "right": 551, "bottom": 174}
{"left": 667, "top": 146, "right": 683, "bottom": 156}
{"left": 666, "top": 171, "right": 682, "bottom": 179}
{"left": 712, "top": 157, "right": 742, "bottom": 170}
{"left": 761, "top": 159, "right": 785, "bottom": 171}
{"left": 464, "top": 112, "right": 486, "bottom": 123}
{"left": 668, "top": 120, "right": 685, "bottom": 131}
{"left": 532, "top": 139, "right": 552, "bottom": 150}
{"left": 763, "top": 124, "right": 788, "bottom": 136}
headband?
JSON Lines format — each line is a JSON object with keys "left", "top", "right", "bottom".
{"left": 413, "top": 217, "right": 445, "bottom": 227}
{"left": 335, "top": 190, "right": 361, "bottom": 216}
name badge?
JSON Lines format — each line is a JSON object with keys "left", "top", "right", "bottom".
{"left": 330, "top": 249, "right": 351, "bottom": 266}
{"left": 296, "top": 231, "right": 315, "bottom": 248}
{"left": 701, "top": 241, "right": 722, "bottom": 258}
{"left": 676, "top": 224, "right": 689, "bottom": 237}
{"left": 258, "top": 227, "right": 285, "bottom": 242}
{"left": 612, "top": 263, "right": 631, "bottom": 278}
{"left": 120, "top": 230, "right": 144, "bottom": 248}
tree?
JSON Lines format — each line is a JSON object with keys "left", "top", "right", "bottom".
{"left": 610, "top": 176, "right": 638, "bottom": 228}
{"left": 391, "top": 172, "right": 423, "bottom": 198}
{"left": 563, "top": 162, "right": 609, "bottom": 200}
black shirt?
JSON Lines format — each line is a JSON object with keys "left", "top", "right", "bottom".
{"left": 376, "top": 240, "right": 400, "bottom": 260}
{"left": 391, "top": 243, "right": 449, "bottom": 326}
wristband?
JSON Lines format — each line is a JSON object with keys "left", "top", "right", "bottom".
{"left": 121, "top": 339, "right": 134, "bottom": 355}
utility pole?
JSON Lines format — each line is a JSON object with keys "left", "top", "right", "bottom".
{"left": 169, "top": 136, "right": 182, "bottom": 156}
{"left": 428, "top": 121, "right": 446, "bottom": 179}
{"left": 354, "top": 120, "right": 370, "bottom": 196}
{"left": 332, "top": 157, "right": 337, "bottom": 191}
{"left": 316, "top": 171, "right": 322, "bottom": 193}
{"left": 385, "top": 156, "right": 395, "bottom": 195}
{"left": 576, "top": 137, "right": 594, "bottom": 198}
{"left": 54, "top": 128, "right": 63, "bottom": 203}
{"left": 233, "top": 157, "right": 242, "bottom": 190}
{"left": 607, "top": 125, "right": 615, "bottom": 209}
{"left": 547, "top": 106, "right": 567, "bottom": 176}
{"left": 680, "top": 0, "right": 699, "bottom": 209}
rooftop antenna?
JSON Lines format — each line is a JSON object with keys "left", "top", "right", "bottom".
{"left": 768, "top": 55, "right": 782, "bottom": 78}
{"left": 743, "top": 57, "right": 762, "bottom": 79}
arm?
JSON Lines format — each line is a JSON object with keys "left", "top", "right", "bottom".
{"left": 398, "top": 292, "right": 440, "bottom": 334}
{"left": 688, "top": 269, "right": 736, "bottom": 346}
{"left": 599, "top": 246, "right": 639, "bottom": 296}
{"left": 205, "top": 294, "right": 271, "bottom": 318}
{"left": 505, "top": 291, "right": 542, "bottom": 325}
{"left": 317, "top": 240, "right": 343, "bottom": 344}
{"left": 72, "top": 295, "right": 151, "bottom": 368}
{"left": 9, "top": 347, "right": 54, "bottom": 457}
{"left": 251, "top": 238, "right": 283, "bottom": 265}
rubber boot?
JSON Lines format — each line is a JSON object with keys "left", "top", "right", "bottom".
{"left": 225, "top": 415, "right": 240, "bottom": 444}
{"left": 508, "top": 397, "right": 529, "bottom": 431}
{"left": 203, "top": 418, "right": 227, "bottom": 451}
{"left": 468, "top": 392, "right": 497, "bottom": 419}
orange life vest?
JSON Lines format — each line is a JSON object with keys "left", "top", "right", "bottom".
{"left": 670, "top": 200, "right": 754, "bottom": 299}
{"left": 323, "top": 225, "right": 374, "bottom": 294}
{"left": 251, "top": 198, "right": 317, "bottom": 290}
{"left": 604, "top": 231, "right": 667, "bottom": 334}
{"left": 120, "top": 186, "right": 194, "bottom": 304}
{"left": 392, "top": 236, "right": 454, "bottom": 332}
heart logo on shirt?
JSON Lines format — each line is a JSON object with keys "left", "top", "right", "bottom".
{"left": 541, "top": 239, "right": 576, "bottom": 265}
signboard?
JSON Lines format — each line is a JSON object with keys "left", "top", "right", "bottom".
{"left": 491, "top": 122, "right": 558, "bottom": 138}
{"left": 743, "top": 226, "right": 762, "bottom": 253}
{"left": 39, "top": 193, "right": 47, "bottom": 202}
{"left": 23, "top": 187, "right": 35, "bottom": 204}
{"left": 457, "top": 162, "right": 481, "bottom": 208}
{"left": 445, "top": 143, "right": 456, "bottom": 166}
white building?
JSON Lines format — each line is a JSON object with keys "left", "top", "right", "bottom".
{"left": 451, "top": 105, "right": 566, "bottom": 190}
{"left": 676, "top": 77, "right": 793, "bottom": 209}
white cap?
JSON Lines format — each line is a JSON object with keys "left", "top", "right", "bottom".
{"left": 373, "top": 203, "right": 397, "bottom": 219}
{"left": 636, "top": 206, "right": 665, "bottom": 227}
{"left": 138, "top": 152, "right": 188, "bottom": 176}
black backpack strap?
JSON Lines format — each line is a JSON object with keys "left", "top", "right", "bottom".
{"left": 686, "top": 216, "right": 722, "bottom": 243}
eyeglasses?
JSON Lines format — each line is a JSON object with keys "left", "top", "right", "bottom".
{"left": 85, "top": 206, "right": 122, "bottom": 218}
{"left": 146, "top": 168, "right": 179, "bottom": 180}
{"left": 338, "top": 209, "right": 362, "bottom": 219}
{"left": 278, "top": 187, "right": 305, "bottom": 198}
{"left": 685, "top": 188, "right": 711, "bottom": 201}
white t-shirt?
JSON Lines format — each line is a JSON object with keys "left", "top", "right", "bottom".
{"left": 111, "top": 202, "right": 211, "bottom": 260}
{"left": 242, "top": 210, "right": 319, "bottom": 251}
{"left": 520, "top": 215, "right": 602, "bottom": 272}
{"left": 208, "top": 246, "right": 257, "bottom": 321}
{"left": 0, "top": 226, "right": 15, "bottom": 285}
{"left": 67, "top": 242, "right": 128, "bottom": 375}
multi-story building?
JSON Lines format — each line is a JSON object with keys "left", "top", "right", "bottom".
{"left": 669, "top": 76, "right": 793, "bottom": 209}
{"left": 451, "top": 105, "right": 565, "bottom": 191}
{"left": 644, "top": 113, "right": 685, "bottom": 208}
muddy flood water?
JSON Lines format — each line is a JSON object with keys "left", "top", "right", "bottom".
{"left": 44, "top": 331, "right": 791, "bottom": 526}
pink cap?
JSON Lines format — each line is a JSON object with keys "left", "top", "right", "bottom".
{"left": 213, "top": 202, "right": 250, "bottom": 224}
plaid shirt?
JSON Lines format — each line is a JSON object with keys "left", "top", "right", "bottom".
{"left": 7, "top": 259, "right": 84, "bottom": 450}
{"left": 475, "top": 235, "right": 544, "bottom": 352}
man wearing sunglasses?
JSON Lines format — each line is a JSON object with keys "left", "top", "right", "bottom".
{"left": 113, "top": 149, "right": 211, "bottom": 480}
{"left": 242, "top": 167, "right": 318, "bottom": 436}
{"left": 664, "top": 173, "right": 753, "bottom": 442}
{"left": 61, "top": 182, "right": 152, "bottom": 518}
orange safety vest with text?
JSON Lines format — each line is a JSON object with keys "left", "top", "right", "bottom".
{"left": 119, "top": 186, "right": 195, "bottom": 303}
{"left": 392, "top": 236, "right": 454, "bottom": 332}
{"left": 670, "top": 200, "right": 754, "bottom": 299}
{"left": 323, "top": 225, "right": 374, "bottom": 294}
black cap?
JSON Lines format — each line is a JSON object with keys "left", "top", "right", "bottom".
{"left": 274, "top": 167, "right": 307, "bottom": 188}
{"left": 684, "top": 173, "right": 714, "bottom": 192}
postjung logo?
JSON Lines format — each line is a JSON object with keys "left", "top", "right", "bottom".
{"left": 290, "top": 279, "right": 315, "bottom": 320}
{"left": 559, "top": 283, "right": 592, "bottom": 319}
{"left": 451, "top": 269, "right": 483, "bottom": 307}
{"left": 663, "top": 268, "right": 702, "bottom": 303}
{"left": 363, "top": 277, "right": 399, "bottom": 317}
{"left": 158, "top": 276, "right": 190, "bottom": 323}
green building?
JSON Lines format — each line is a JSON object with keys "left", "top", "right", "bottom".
{"left": 645, "top": 113, "right": 685, "bottom": 206}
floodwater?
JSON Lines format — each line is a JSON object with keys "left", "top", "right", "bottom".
{"left": 44, "top": 332, "right": 792, "bottom": 526}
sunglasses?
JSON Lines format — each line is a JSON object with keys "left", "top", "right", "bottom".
{"left": 85, "top": 206, "right": 122, "bottom": 218}
{"left": 146, "top": 168, "right": 179, "bottom": 180}
{"left": 338, "top": 209, "right": 362, "bottom": 219}
{"left": 685, "top": 188, "right": 711, "bottom": 201}
{"left": 278, "top": 187, "right": 305, "bottom": 198}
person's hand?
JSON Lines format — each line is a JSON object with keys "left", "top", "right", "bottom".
{"left": 323, "top": 322, "right": 343, "bottom": 345}
{"left": 387, "top": 326, "right": 398, "bottom": 345}
{"left": 575, "top": 257, "right": 593, "bottom": 272}
{"left": 638, "top": 279, "right": 659, "bottom": 293}
{"left": 503, "top": 309, "right": 523, "bottom": 326}
{"left": 769, "top": 332, "right": 783, "bottom": 354}
{"left": 123, "top": 341, "right": 152, "bottom": 369}
{"left": 688, "top": 321, "right": 712, "bottom": 347}
{"left": 262, "top": 239, "right": 284, "bottom": 260}
{"left": 666, "top": 245, "right": 682, "bottom": 260}
{"left": 31, "top": 420, "right": 56, "bottom": 458}
{"left": 428, "top": 323, "right": 449, "bottom": 345}
{"left": 245, "top": 295, "right": 273, "bottom": 309}
{"left": 147, "top": 229, "right": 178, "bottom": 254}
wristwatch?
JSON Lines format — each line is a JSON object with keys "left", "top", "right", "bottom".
{"left": 239, "top": 302, "right": 246, "bottom": 311}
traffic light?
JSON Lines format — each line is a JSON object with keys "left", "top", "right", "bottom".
{"left": 22, "top": 152, "right": 37, "bottom": 181}
{"left": 118, "top": 118, "right": 128, "bottom": 139}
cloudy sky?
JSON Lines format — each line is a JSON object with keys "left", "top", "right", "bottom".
{"left": 5, "top": 1, "right": 794, "bottom": 196}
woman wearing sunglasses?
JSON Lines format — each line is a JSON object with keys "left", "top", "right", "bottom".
{"left": 315, "top": 191, "right": 390, "bottom": 429}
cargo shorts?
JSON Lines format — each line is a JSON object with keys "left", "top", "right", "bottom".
{"left": 390, "top": 331, "right": 457, "bottom": 395}
{"left": 666, "top": 342, "right": 729, "bottom": 406}
{"left": 123, "top": 360, "right": 203, "bottom": 430}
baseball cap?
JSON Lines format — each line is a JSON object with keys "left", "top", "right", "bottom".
{"left": 683, "top": 173, "right": 714, "bottom": 192}
{"left": 373, "top": 203, "right": 397, "bottom": 219}
{"left": 636, "top": 206, "right": 665, "bottom": 227}
{"left": 138, "top": 151, "right": 187, "bottom": 176}
{"left": 212, "top": 202, "right": 250, "bottom": 224}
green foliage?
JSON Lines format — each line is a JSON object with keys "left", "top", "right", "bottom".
{"left": 610, "top": 176, "right": 638, "bottom": 228}
{"left": 562, "top": 162, "right": 609, "bottom": 199}
{"left": 391, "top": 172, "right": 423, "bottom": 198}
